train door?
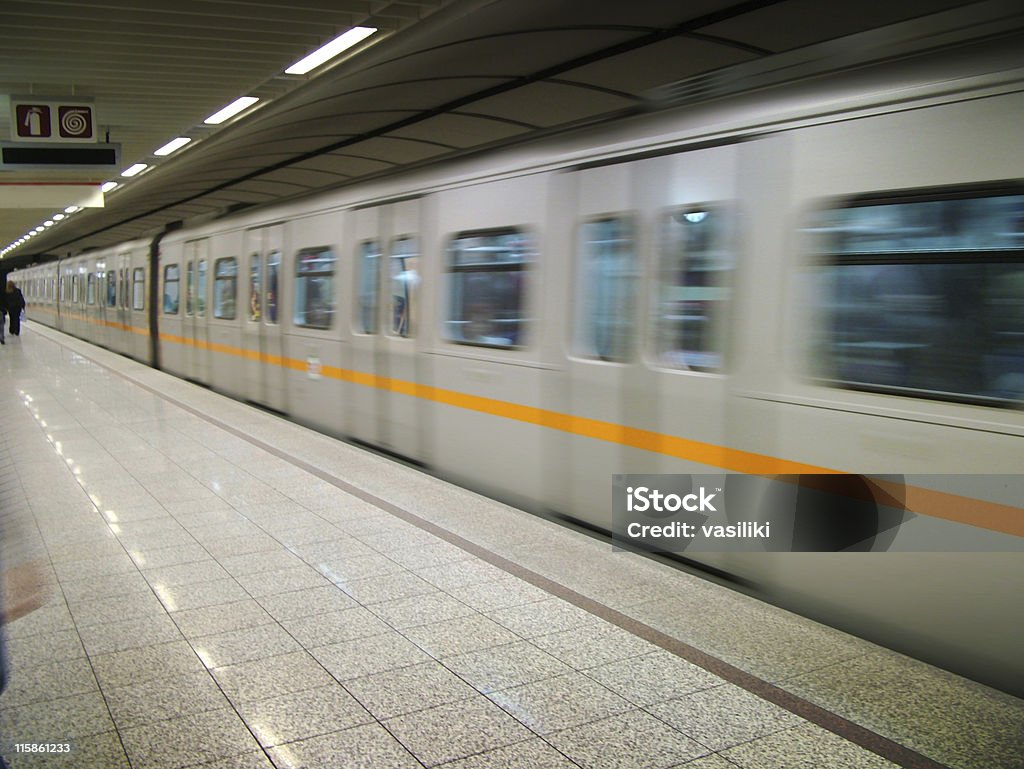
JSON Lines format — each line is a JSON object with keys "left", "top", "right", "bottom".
{"left": 243, "top": 224, "right": 287, "bottom": 412}
{"left": 243, "top": 234, "right": 264, "bottom": 404}
{"left": 87, "top": 263, "right": 103, "bottom": 347}
{"left": 115, "top": 252, "right": 130, "bottom": 354}
{"left": 101, "top": 263, "right": 112, "bottom": 347}
{"left": 642, "top": 145, "right": 739, "bottom": 574}
{"left": 184, "top": 238, "right": 211, "bottom": 383}
{"left": 563, "top": 164, "right": 642, "bottom": 530}
{"left": 350, "top": 200, "right": 422, "bottom": 457}
{"left": 128, "top": 252, "right": 148, "bottom": 362}
{"left": 562, "top": 148, "right": 739, "bottom": 537}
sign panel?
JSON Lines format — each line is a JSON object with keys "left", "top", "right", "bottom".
{"left": 0, "top": 142, "right": 120, "bottom": 171}
{"left": 10, "top": 98, "right": 97, "bottom": 143}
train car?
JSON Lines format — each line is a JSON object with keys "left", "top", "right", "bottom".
{"left": 15, "top": 32, "right": 1024, "bottom": 695}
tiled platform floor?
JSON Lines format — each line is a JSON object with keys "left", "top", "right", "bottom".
{"left": 0, "top": 326, "right": 1021, "bottom": 769}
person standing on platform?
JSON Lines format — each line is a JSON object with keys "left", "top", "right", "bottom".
{"left": 4, "top": 281, "right": 25, "bottom": 337}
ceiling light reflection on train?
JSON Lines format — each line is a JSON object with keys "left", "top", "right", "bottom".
{"left": 285, "top": 27, "right": 377, "bottom": 75}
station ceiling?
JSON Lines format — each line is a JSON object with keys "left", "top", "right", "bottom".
{"left": 0, "top": 0, "right": 1013, "bottom": 266}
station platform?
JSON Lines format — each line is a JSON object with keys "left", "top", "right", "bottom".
{"left": 0, "top": 325, "right": 1021, "bottom": 769}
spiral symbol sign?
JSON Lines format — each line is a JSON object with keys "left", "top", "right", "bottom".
{"left": 61, "top": 110, "right": 88, "bottom": 134}
{"left": 57, "top": 106, "right": 94, "bottom": 139}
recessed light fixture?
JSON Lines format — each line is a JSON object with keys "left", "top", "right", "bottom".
{"left": 286, "top": 26, "right": 376, "bottom": 75}
{"left": 100, "top": 181, "right": 118, "bottom": 193}
{"left": 205, "top": 96, "right": 259, "bottom": 125}
{"left": 121, "top": 163, "right": 148, "bottom": 177}
{"left": 65, "top": 205, "right": 81, "bottom": 214}
{"left": 155, "top": 137, "right": 192, "bottom": 156}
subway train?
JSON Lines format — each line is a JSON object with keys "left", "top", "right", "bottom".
{"left": 12, "top": 36, "right": 1024, "bottom": 696}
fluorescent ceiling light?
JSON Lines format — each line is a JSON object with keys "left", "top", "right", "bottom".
{"left": 53, "top": 213, "right": 65, "bottom": 221}
{"left": 121, "top": 163, "right": 148, "bottom": 177}
{"left": 100, "top": 181, "right": 118, "bottom": 192}
{"left": 155, "top": 137, "right": 191, "bottom": 156}
{"left": 286, "top": 26, "right": 376, "bottom": 75}
{"left": 205, "top": 96, "right": 259, "bottom": 125}
{"left": 65, "top": 205, "right": 80, "bottom": 213}
{"left": 44, "top": 220, "right": 54, "bottom": 227}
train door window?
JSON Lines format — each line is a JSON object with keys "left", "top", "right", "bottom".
{"left": 357, "top": 240, "right": 381, "bottom": 334}
{"left": 248, "top": 255, "right": 261, "bottom": 322}
{"left": 804, "top": 188, "right": 1024, "bottom": 405}
{"left": 389, "top": 236, "right": 419, "bottom": 338}
{"left": 294, "top": 247, "right": 335, "bottom": 329}
{"left": 445, "top": 229, "right": 534, "bottom": 348}
{"left": 654, "top": 206, "right": 733, "bottom": 372}
{"left": 197, "top": 260, "right": 207, "bottom": 317}
{"left": 186, "top": 262, "right": 195, "bottom": 316}
{"left": 133, "top": 268, "right": 145, "bottom": 310}
{"left": 265, "top": 250, "right": 280, "bottom": 324}
{"left": 72, "top": 275, "right": 80, "bottom": 304}
{"left": 213, "top": 257, "right": 238, "bottom": 320}
{"left": 163, "top": 265, "right": 180, "bottom": 314}
{"left": 574, "top": 216, "right": 637, "bottom": 362}
{"left": 87, "top": 273, "right": 96, "bottom": 305}
{"left": 107, "top": 271, "right": 117, "bottom": 307}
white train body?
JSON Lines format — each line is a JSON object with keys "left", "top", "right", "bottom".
{"left": 15, "top": 39, "right": 1024, "bottom": 694}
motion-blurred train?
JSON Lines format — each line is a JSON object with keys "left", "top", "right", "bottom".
{"left": 13, "top": 33, "right": 1024, "bottom": 695}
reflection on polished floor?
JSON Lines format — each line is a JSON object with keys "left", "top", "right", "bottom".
{"left": 0, "top": 326, "right": 1021, "bottom": 769}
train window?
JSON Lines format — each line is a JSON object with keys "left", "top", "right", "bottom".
{"left": 655, "top": 207, "right": 733, "bottom": 372}
{"left": 214, "top": 257, "right": 238, "bottom": 320}
{"left": 107, "top": 271, "right": 117, "bottom": 308}
{"left": 72, "top": 274, "right": 81, "bottom": 304}
{"left": 163, "top": 265, "right": 180, "bottom": 314}
{"left": 133, "top": 268, "right": 145, "bottom": 310}
{"left": 87, "top": 273, "right": 96, "bottom": 305}
{"left": 197, "top": 260, "right": 207, "bottom": 317}
{"left": 248, "top": 255, "right": 261, "bottom": 322}
{"left": 445, "top": 229, "right": 533, "bottom": 348}
{"left": 390, "top": 236, "right": 419, "bottom": 338}
{"left": 186, "top": 262, "right": 195, "bottom": 316}
{"left": 294, "top": 247, "right": 335, "bottom": 329}
{"left": 574, "top": 217, "right": 637, "bottom": 362}
{"left": 357, "top": 240, "right": 380, "bottom": 334}
{"left": 805, "top": 190, "right": 1024, "bottom": 405}
{"left": 265, "top": 251, "right": 280, "bottom": 324}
